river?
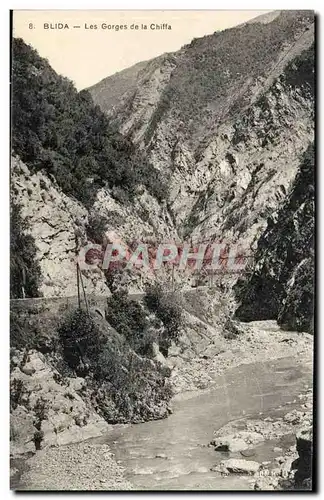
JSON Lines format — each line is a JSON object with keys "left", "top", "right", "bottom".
{"left": 95, "top": 355, "right": 312, "bottom": 490}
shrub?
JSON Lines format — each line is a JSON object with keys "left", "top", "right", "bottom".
{"left": 33, "top": 430, "right": 44, "bottom": 450}
{"left": 144, "top": 283, "right": 183, "bottom": 355}
{"left": 93, "top": 345, "right": 172, "bottom": 423}
{"left": 33, "top": 397, "right": 48, "bottom": 430}
{"left": 11, "top": 311, "right": 29, "bottom": 350}
{"left": 105, "top": 290, "right": 153, "bottom": 355}
{"left": 86, "top": 213, "right": 109, "bottom": 244}
{"left": 105, "top": 210, "right": 125, "bottom": 228}
{"left": 58, "top": 309, "right": 105, "bottom": 371}
{"left": 10, "top": 310, "right": 43, "bottom": 350}
{"left": 223, "top": 318, "right": 244, "bottom": 340}
{"left": 57, "top": 304, "right": 172, "bottom": 424}
{"left": 10, "top": 378, "right": 25, "bottom": 411}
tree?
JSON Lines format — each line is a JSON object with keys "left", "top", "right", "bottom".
{"left": 105, "top": 290, "right": 152, "bottom": 354}
{"left": 85, "top": 213, "right": 109, "bottom": 244}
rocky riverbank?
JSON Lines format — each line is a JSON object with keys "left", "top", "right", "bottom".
{"left": 11, "top": 318, "right": 313, "bottom": 491}
{"left": 209, "top": 387, "right": 313, "bottom": 490}
{"left": 170, "top": 319, "right": 313, "bottom": 395}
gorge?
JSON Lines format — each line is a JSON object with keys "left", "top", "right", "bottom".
{"left": 10, "top": 9, "right": 315, "bottom": 491}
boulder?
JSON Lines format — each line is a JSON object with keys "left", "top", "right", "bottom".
{"left": 212, "top": 431, "right": 263, "bottom": 452}
{"left": 213, "top": 436, "right": 248, "bottom": 452}
{"left": 283, "top": 410, "right": 304, "bottom": 425}
{"left": 219, "top": 458, "right": 261, "bottom": 475}
{"left": 254, "top": 477, "right": 279, "bottom": 490}
{"left": 240, "top": 449, "right": 256, "bottom": 458}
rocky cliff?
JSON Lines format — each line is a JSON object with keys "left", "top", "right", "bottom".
{"left": 10, "top": 349, "right": 109, "bottom": 455}
{"left": 11, "top": 155, "right": 175, "bottom": 297}
{"left": 89, "top": 11, "right": 314, "bottom": 252}
{"left": 235, "top": 144, "right": 314, "bottom": 333}
{"left": 11, "top": 38, "right": 178, "bottom": 297}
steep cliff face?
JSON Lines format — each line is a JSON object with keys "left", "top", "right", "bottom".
{"left": 11, "top": 155, "right": 176, "bottom": 297}
{"left": 235, "top": 144, "right": 314, "bottom": 333}
{"left": 89, "top": 11, "right": 314, "bottom": 253}
{"left": 12, "top": 156, "right": 91, "bottom": 297}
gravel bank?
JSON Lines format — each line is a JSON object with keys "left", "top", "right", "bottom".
{"left": 170, "top": 320, "right": 313, "bottom": 394}
{"left": 18, "top": 442, "right": 132, "bottom": 491}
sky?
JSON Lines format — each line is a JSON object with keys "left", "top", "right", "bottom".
{"left": 13, "top": 10, "right": 272, "bottom": 90}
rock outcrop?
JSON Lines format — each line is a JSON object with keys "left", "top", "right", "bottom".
{"left": 11, "top": 155, "right": 177, "bottom": 297}
{"left": 235, "top": 144, "right": 314, "bottom": 333}
{"left": 212, "top": 432, "right": 264, "bottom": 452}
{"left": 294, "top": 427, "right": 313, "bottom": 489}
{"left": 12, "top": 157, "right": 96, "bottom": 297}
{"left": 10, "top": 350, "right": 109, "bottom": 456}
{"left": 214, "top": 458, "right": 261, "bottom": 475}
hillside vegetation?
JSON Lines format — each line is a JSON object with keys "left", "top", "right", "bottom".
{"left": 89, "top": 11, "right": 314, "bottom": 146}
{"left": 88, "top": 59, "right": 149, "bottom": 112}
{"left": 145, "top": 11, "right": 313, "bottom": 142}
{"left": 12, "top": 38, "right": 167, "bottom": 206}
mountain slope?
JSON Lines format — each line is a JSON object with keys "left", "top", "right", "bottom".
{"left": 11, "top": 39, "right": 177, "bottom": 297}
{"left": 87, "top": 11, "right": 284, "bottom": 117}
{"left": 87, "top": 59, "right": 149, "bottom": 112}
{"left": 89, "top": 11, "right": 314, "bottom": 252}
{"left": 11, "top": 38, "right": 167, "bottom": 207}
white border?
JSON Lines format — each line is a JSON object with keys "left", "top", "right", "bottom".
{"left": 3, "top": 0, "right": 324, "bottom": 9}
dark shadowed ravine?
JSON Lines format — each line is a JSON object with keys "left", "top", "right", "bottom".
{"left": 93, "top": 355, "right": 312, "bottom": 490}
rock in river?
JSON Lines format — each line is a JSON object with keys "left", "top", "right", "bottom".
{"left": 216, "top": 458, "right": 261, "bottom": 475}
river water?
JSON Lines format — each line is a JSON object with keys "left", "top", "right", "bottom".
{"left": 96, "top": 356, "right": 312, "bottom": 490}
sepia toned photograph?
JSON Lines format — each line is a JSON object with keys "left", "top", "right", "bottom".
{"left": 10, "top": 9, "right": 315, "bottom": 491}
